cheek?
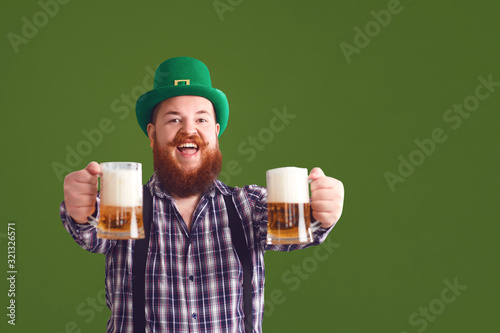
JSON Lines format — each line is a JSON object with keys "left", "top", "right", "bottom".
{"left": 205, "top": 135, "right": 218, "bottom": 148}
{"left": 155, "top": 130, "right": 175, "bottom": 145}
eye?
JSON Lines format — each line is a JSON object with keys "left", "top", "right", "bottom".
{"left": 197, "top": 118, "right": 208, "bottom": 123}
{"left": 167, "top": 118, "right": 180, "bottom": 123}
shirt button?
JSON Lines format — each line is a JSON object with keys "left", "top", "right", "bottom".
{"left": 192, "top": 313, "right": 197, "bottom": 319}
{"left": 189, "top": 275, "right": 194, "bottom": 281}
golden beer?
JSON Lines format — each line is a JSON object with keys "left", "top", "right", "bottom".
{"left": 268, "top": 202, "right": 312, "bottom": 242}
{"left": 88, "top": 162, "right": 145, "bottom": 239}
{"left": 266, "top": 167, "right": 314, "bottom": 245}
{"left": 98, "top": 205, "right": 144, "bottom": 239}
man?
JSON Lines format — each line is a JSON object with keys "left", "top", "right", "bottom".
{"left": 60, "top": 57, "right": 344, "bottom": 332}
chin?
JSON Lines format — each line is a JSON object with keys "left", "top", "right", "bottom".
{"left": 183, "top": 165, "right": 199, "bottom": 173}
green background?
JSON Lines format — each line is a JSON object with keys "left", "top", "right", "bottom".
{"left": 1, "top": 0, "right": 499, "bottom": 332}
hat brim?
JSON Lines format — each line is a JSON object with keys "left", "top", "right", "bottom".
{"left": 135, "top": 85, "right": 229, "bottom": 137}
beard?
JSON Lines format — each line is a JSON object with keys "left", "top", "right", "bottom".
{"left": 153, "top": 132, "right": 222, "bottom": 198}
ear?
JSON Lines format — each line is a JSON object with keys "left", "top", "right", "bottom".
{"left": 147, "top": 123, "right": 155, "bottom": 148}
{"left": 215, "top": 123, "right": 220, "bottom": 137}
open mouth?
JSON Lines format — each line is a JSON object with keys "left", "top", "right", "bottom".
{"left": 177, "top": 142, "right": 199, "bottom": 155}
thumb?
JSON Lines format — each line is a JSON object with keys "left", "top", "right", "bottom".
{"left": 308, "top": 167, "right": 325, "bottom": 180}
{"left": 85, "top": 161, "right": 101, "bottom": 176}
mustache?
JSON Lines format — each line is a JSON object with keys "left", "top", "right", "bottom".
{"left": 167, "top": 132, "right": 208, "bottom": 148}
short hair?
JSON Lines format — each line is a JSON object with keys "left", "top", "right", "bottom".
{"left": 150, "top": 102, "right": 162, "bottom": 125}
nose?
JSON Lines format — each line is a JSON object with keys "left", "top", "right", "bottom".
{"left": 180, "top": 119, "right": 198, "bottom": 136}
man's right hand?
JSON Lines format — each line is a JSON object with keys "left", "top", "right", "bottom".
{"left": 63, "top": 162, "right": 101, "bottom": 224}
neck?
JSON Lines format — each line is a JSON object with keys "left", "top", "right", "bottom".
{"left": 171, "top": 192, "right": 203, "bottom": 231}
{"left": 171, "top": 192, "right": 202, "bottom": 204}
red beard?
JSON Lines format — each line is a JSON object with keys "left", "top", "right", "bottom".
{"left": 153, "top": 132, "right": 222, "bottom": 198}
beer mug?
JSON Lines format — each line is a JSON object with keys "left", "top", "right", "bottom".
{"left": 266, "top": 167, "right": 319, "bottom": 245}
{"left": 88, "top": 162, "right": 145, "bottom": 239}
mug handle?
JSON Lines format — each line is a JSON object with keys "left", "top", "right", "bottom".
{"left": 308, "top": 178, "right": 322, "bottom": 232}
{"left": 310, "top": 220, "right": 322, "bottom": 232}
{"left": 87, "top": 200, "right": 101, "bottom": 227}
{"left": 86, "top": 168, "right": 103, "bottom": 227}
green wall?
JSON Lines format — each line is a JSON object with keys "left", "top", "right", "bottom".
{"left": 1, "top": 0, "right": 499, "bottom": 332}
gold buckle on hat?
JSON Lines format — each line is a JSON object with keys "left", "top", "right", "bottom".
{"left": 174, "top": 79, "right": 190, "bottom": 86}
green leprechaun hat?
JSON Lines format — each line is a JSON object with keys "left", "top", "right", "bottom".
{"left": 135, "top": 57, "right": 229, "bottom": 137}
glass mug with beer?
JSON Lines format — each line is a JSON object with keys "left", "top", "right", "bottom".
{"left": 266, "top": 167, "right": 319, "bottom": 245}
{"left": 87, "top": 162, "right": 145, "bottom": 239}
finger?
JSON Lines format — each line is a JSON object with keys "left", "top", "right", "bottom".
{"left": 65, "top": 199, "right": 96, "bottom": 212}
{"left": 310, "top": 188, "right": 339, "bottom": 201}
{"left": 65, "top": 195, "right": 97, "bottom": 211}
{"left": 64, "top": 183, "right": 99, "bottom": 201}
{"left": 312, "top": 211, "right": 341, "bottom": 226}
{"left": 308, "top": 167, "right": 325, "bottom": 181}
{"left": 310, "top": 177, "right": 339, "bottom": 192}
{"left": 65, "top": 166, "right": 100, "bottom": 186}
{"left": 311, "top": 177, "right": 338, "bottom": 191}
{"left": 66, "top": 181, "right": 99, "bottom": 193}
{"left": 76, "top": 162, "right": 100, "bottom": 185}
{"left": 312, "top": 210, "right": 331, "bottom": 222}
{"left": 66, "top": 192, "right": 98, "bottom": 206}
{"left": 311, "top": 199, "right": 343, "bottom": 213}
{"left": 85, "top": 161, "right": 101, "bottom": 176}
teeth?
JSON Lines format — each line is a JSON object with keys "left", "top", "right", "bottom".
{"left": 178, "top": 143, "right": 198, "bottom": 149}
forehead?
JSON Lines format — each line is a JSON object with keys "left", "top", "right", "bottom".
{"left": 154, "top": 95, "right": 216, "bottom": 119}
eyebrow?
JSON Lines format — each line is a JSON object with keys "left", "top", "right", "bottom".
{"left": 162, "top": 110, "right": 213, "bottom": 118}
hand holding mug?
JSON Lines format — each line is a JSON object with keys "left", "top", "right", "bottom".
{"left": 309, "top": 167, "right": 344, "bottom": 229}
{"left": 64, "top": 161, "right": 145, "bottom": 239}
{"left": 266, "top": 166, "right": 344, "bottom": 245}
{"left": 63, "top": 162, "right": 101, "bottom": 224}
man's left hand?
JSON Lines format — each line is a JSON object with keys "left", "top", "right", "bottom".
{"left": 309, "top": 167, "right": 344, "bottom": 228}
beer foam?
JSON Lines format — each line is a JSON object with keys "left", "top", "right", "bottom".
{"left": 100, "top": 169, "right": 142, "bottom": 206}
{"left": 266, "top": 167, "right": 309, "bottom": 203}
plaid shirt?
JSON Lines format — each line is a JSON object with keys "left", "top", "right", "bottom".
{"left": 60, "top": 173, "right": 333, "bottom": 332}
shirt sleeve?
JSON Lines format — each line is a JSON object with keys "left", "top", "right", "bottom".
{"left": 248, "top": 185, "right": 336, "bottom": 252}
{"left": 60, "top": 198, "right": 116, "bottom": 254}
